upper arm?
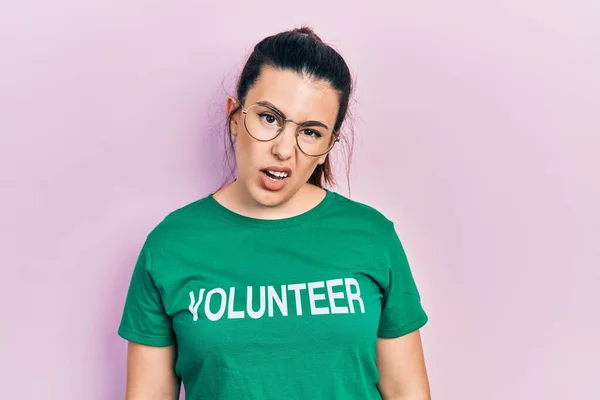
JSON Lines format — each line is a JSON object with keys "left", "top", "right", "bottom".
{"left": 126, "top": 342, "right": 180, "bottom": 400}
{"left": 376, "top": 222, "right": 430, "bottom": 398}
{"left": 118, "top": 241, "right": 179, "bottom": 399}
{"left": 376, "top": 330, "right": 430, "bottom": 399}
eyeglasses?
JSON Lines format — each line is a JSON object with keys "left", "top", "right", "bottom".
{"left": 237, "top": 100, "right": 340, "bottom": 157}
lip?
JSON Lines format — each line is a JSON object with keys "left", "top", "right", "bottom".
{"left": 261, "top": 166, "right": 292, "bottom": 177}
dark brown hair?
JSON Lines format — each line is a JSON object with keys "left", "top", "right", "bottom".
{"left": 223, "top": 26, "right": 354, "bottom": 188}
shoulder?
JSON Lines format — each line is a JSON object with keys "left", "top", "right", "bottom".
{"left": 144, "top": 194, "right": 215, "bottom": 252}
{"left": 329, "top": 191, "right": 396, "bottom": 236}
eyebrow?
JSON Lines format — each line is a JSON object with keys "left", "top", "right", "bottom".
{"left": 256, "top": 100, "right": 331, "bottom": 130}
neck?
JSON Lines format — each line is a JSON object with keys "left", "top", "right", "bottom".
{"left": 214, "top": 181, "right": 327, "bottom": 220}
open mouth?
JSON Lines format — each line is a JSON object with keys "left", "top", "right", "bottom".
{"left": 262, "top": 169, "right": 290, "bottom": 181}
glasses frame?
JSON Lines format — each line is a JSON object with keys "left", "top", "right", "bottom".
{"left": 237, "top": 101, "right": 340, "bottom": 157}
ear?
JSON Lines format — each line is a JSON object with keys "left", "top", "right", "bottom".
{"left": 226, "top": 96, "right": 241, "bottom": 136}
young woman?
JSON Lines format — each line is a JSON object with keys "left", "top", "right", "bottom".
{"left": 119, "top": 27, "right": 430, "bottom": 400}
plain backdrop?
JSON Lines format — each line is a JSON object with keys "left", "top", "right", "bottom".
{"left": 1, "top": 0, "right": 599, "bottom": 399}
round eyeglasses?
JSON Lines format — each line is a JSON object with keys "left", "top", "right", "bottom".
{"left": 239, "top": 101, "right": 340, "bottom": 157}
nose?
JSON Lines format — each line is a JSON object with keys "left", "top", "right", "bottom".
{"left": 271, "top": 123, "right": 297, "bottom": 160}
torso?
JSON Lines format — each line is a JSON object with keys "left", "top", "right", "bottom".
{"left": 120, "top": 189, "right": 427, "bottom": 399}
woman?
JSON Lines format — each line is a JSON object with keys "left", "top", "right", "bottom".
{"left": 119, "top": 27, "right": 431, "bottom": 399}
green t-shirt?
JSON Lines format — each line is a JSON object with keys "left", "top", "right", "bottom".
{"left": 118, "top": 189, "right": 428, "bottom": 399}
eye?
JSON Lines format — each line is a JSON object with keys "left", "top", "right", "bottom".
{"left": 258, "top": 113, "right": 280, "bottom": 126}
{"left": 300, "top": 129, "right": 323, "bottom": 139}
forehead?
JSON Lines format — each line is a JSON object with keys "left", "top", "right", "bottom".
{"left": 245, "top": 66, "right": 339, "bottom": 127}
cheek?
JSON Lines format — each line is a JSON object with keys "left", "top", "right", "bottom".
{"left": 235, "top": 136, "right": 263, "bottom": 170}
{"left": 297, "top": 157, "right": 322, "bottom": 178}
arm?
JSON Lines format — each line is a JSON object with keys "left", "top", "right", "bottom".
{"left": 125, "top": 342, "right": 180, "bottom": 400}
{"left": 376, "top": 330, "right": 430, "bottom": 400}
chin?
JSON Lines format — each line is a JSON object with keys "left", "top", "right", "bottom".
{"left": 247, "top": 181, "right": 294, "bottom": 208}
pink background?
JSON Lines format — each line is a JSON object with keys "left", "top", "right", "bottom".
{"left": 1, "top": 1, "right": 599, "bottom": 399}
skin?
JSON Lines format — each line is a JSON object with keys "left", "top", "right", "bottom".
{"left": 125, "top": 66, "right": 430, "bottom": 400}
{"left": 214, "top": 66, "right": 337, "bottom": 219}
{"left": 377, "top": 331, "right": 431, "bottom": 399}
{"left": 125, "top": 344, "right": 180, "bottom": 400}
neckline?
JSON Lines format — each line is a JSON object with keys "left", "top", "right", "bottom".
{"left": 206, "top": 189, "right": 336, "bottom": 229}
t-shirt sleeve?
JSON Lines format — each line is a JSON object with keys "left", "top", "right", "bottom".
{"left": 118, "top": 241, "right": 175, "bottom": 347}
{"left": 377, "top": 222, "right": 428, "bottom": 338}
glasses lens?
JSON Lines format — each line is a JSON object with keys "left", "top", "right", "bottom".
{"left": 244, "top": 104, "right": 337, "bottom": 156}
{"left": 245, "top": 105, "right": 283, "bottom": 141}
{"left": 296, "top": 126, "right": 335, "bottom": 156}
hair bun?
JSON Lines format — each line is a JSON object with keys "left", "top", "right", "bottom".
{"left": 292, "top": 26, "right": 323, "bottom": 42}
